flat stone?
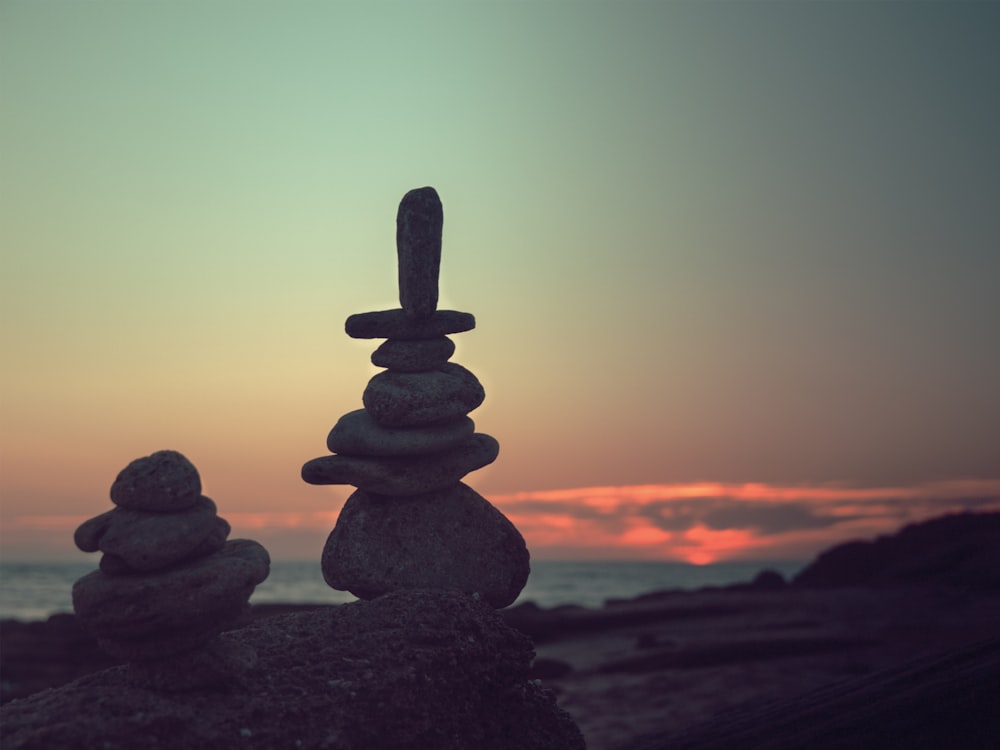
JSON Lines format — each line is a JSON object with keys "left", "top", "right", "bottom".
{"left": 74, "top": 511, "right": 113, "bottom": 553}
{"left": 322, "top": 483, "right": 530, "bottom": 608}
{"left": 371, "top": 336, "right": 455, "bottom": 372}
{"left": 363, "top": 362, "right": 485, "bottom": 427}
{"left": 124, "top": 636, "right": 258, "bottom": 691}
{"left": 97, "top": 516, "right": 231, "bottom": 576}
{"left": 110, "top": 450, "right": 201, "bottom": 512}
{"left": 73, "top": 539, "right": 270, "bottom": 640}
{"left": 327, "top": 408, "right": 474, "bottom": 456}
{"left": 93, "top": 497, "right": 220, "bottom": 572}
{"left": 346, "top": 309, "right": 474, "bottom": 340}
{"left": 303, "top": 433, "right": 499, "bottom": 495}
{"left": 396, "top": 186, "right": 442, "bottom": 319}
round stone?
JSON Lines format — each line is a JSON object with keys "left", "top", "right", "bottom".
{"left": 346, "top": 309, "right": 474, "bottom": 340}
{"left": 327, "top": 409, "right": 474, "bottom": 457}
{"left": 73, "top": 539, "right": 270, "bottom": 640}
{"left": 110, "top": 450, "right": 201, "bottom": 512}
{"left": 363, "top": 362, "right": 484, "bottom": 427}
{"left": 94, "top": 496, "right": 220, "bottom": 573}
{"left": 322, "top": 483, "right": 530, "bottom": 609}
{"left": 303, "top": 433, "right": 499, "bottom": 495}
{"left": 371, "top": 336, "right": 455, "bottom": 372}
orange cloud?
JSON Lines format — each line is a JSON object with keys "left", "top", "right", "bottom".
{"left": 4, "top": 480, "right": 999, "bottom": 562}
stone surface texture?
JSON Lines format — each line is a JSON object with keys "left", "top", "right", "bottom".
{"left": 303, "top": 433, "right": 499, "bottom": 495}
{"left": 1, "top": 590, "right": 585, "bottom": 750}
{"left": 302, "top": 187, "right": 530, "bottom": 610}
{"left": 396, "top": 186, "right": 443, "bottom": 318}
{"left": 71, "top": 451, "right": 270, "bottom": 690}
{"left": 371, "top": 335, "right": 456, "bottom": 371}
{"left": 346, "top": 308, "right": 475, "bottom": 340}
{"left": 110, "top": 449, "right": 201, "bottom": 511}
{"left": 323, "top": 483, "right": 529, "bottom": 608}
{"left": 363, "top": 362, "right": 485, "bottom": 427}
{"left": 327, "top": 408, "right": 474, "bottom": 456}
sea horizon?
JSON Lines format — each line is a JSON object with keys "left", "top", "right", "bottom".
{"left": 0, "top": 558, "right": 806, "bottom": 622}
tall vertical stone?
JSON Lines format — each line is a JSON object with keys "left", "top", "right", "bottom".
{"left": 302, "top": 188, "right": 529, "bottom": 608}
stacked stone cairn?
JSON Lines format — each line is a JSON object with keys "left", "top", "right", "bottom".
{"left": 72, "top": 450, "right": 270, "bottom": 690}
{"left": 302, "top": 186, "right": 530, "bottom": 608}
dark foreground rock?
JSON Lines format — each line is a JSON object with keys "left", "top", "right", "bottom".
{"left": 793, "top": 511, "right": 1000, "bottom": 591}
{"left": 1, "top": 589, "right": 585, "bottom": 750}
{"left": 628, "top": 635, "right": 1000, "bottom": 750}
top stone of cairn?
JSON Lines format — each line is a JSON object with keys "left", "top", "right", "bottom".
{"left": 397, "top": 186, "right": 443, "bottom": 319}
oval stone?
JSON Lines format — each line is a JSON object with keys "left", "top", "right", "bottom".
{"left": 346, "top": 309, "right": 474, "bottom": 340}
{"left": 96, "top": 496, "right": 220, "bottom": 572}
{"left": 363, "top": 362, "right": 484, "bottom": 427}
{"left": 110, "top": 450, "right": 201, "bottom": 512}
{"left": 322, "top": 483, "right": 530, "bottom": 608}
{"left": 303, "top": 433, "right": 499, "bottom": 495}
{"left": 371, "top": 336, "right": 455, "bottom": 372}
{"left": 327, "top": 409, "right": 474, "bottom": 457}
{"left": 73, "top": 539, "right": 270, "bottom": 639}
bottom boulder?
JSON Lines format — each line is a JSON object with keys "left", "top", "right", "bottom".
{"left": 1, "top": 589, "right": 585, "bottom": 750}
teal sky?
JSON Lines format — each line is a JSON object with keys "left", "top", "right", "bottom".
{"left": 2, "top": 1, "right": 998, "bottom": 559}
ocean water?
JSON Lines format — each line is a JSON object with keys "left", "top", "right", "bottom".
{"left": 0, "top": 559, "right": 804, "bottom": 621}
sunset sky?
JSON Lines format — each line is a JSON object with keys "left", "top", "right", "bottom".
{"left": 2, "top": 1, "right": 999, "bottom": 565}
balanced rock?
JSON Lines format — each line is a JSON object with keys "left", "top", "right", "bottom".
{"left": 363, "top": 362, "right": 485, "bottom": 427}
{"left": 371, "top": 336, "right": 456, "bottom": 371}
{"left": 303, "top": 187, "right": 530, "bottom": 611}
{"left": 327, "top": 409, "right": 473, "bottom": 456}
{"left": 304, "top": 433, "right": 499, "bottom": 495}
{"left": 396, "top": 186, "right": 443, "bottom": 318}
{"left": 346, "top": 308, "right": 475, "bottom": 340}
{"left": 110, "top": 449, "right": 201, "bottom": 511}
{"left": 322, "top": 483, "right": 529, "bottom": 608}
{"left": 77, "top": 496, "right": 220, "bottom": 572}
{"left": 72, "top": 451, "right": 270, "bottom": 690}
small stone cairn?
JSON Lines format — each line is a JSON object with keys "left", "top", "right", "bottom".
{"left": 72, "top": 450, "right": 270, "bottom": 690}
{"left": 302, "top": 186, "right": 529, "bottom": 608}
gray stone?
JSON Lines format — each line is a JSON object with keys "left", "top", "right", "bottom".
{"left": 322, "top": 483, "right": 529, "bottom": 608}
{"left": 346, "top": 308, "right": 474, "bottom": 340}
{"left": 110, "top": 450, "right": 201, "bottom": 512}
{"left": 396, "top": 186, "right": 442, "bottom": 319}
{"left": 303, "top": 433, "right": 499, "bottom": 495}
{"left": 93, "top": 497, "right": 220, "bottom": 572}
{"left": 73, "top": 539, "right": 270, "bottom": 640}
{"left": 97, "top": 515, "right": 231, "bottom": 575}
{"left": 74, "top": 510, "right": 113, "bottom": 553}
{"left": 371, "top": 336, "right": 455, "bottom": 371}
{"left": 326, "top": 408, "right": 473, "bottom": 456}
{"left": 363, "top": 362, "right": 485, "bottom": 427}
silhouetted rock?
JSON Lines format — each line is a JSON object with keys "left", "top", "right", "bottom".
{"left": 793, "top": 511, "right": 1000, "bottom": 591}
{"left": 303, "top": 187, "right": 530, "bottom": 610}
{"left": 323, "top": 483, "right": 529, "bottom": 608}
{"left": 371, "top": 335, "right": 456, "bottom": 371}
{"left": 1, "top": 590, "right": 585, "bottom": 750}
{"left": 71, "top": 451, "right": 270, "bottom": 690}
{"left": 110, "top": 449, "right": 201, "bottom": 511}
{"left": 362, "top": 362, "right": 486, "bottom": 426}
{"left": 327, "top": 408, "right": 473, "bottom": 456}
{"left": 396, "top": 185, "right": 443, "bottom": 318}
